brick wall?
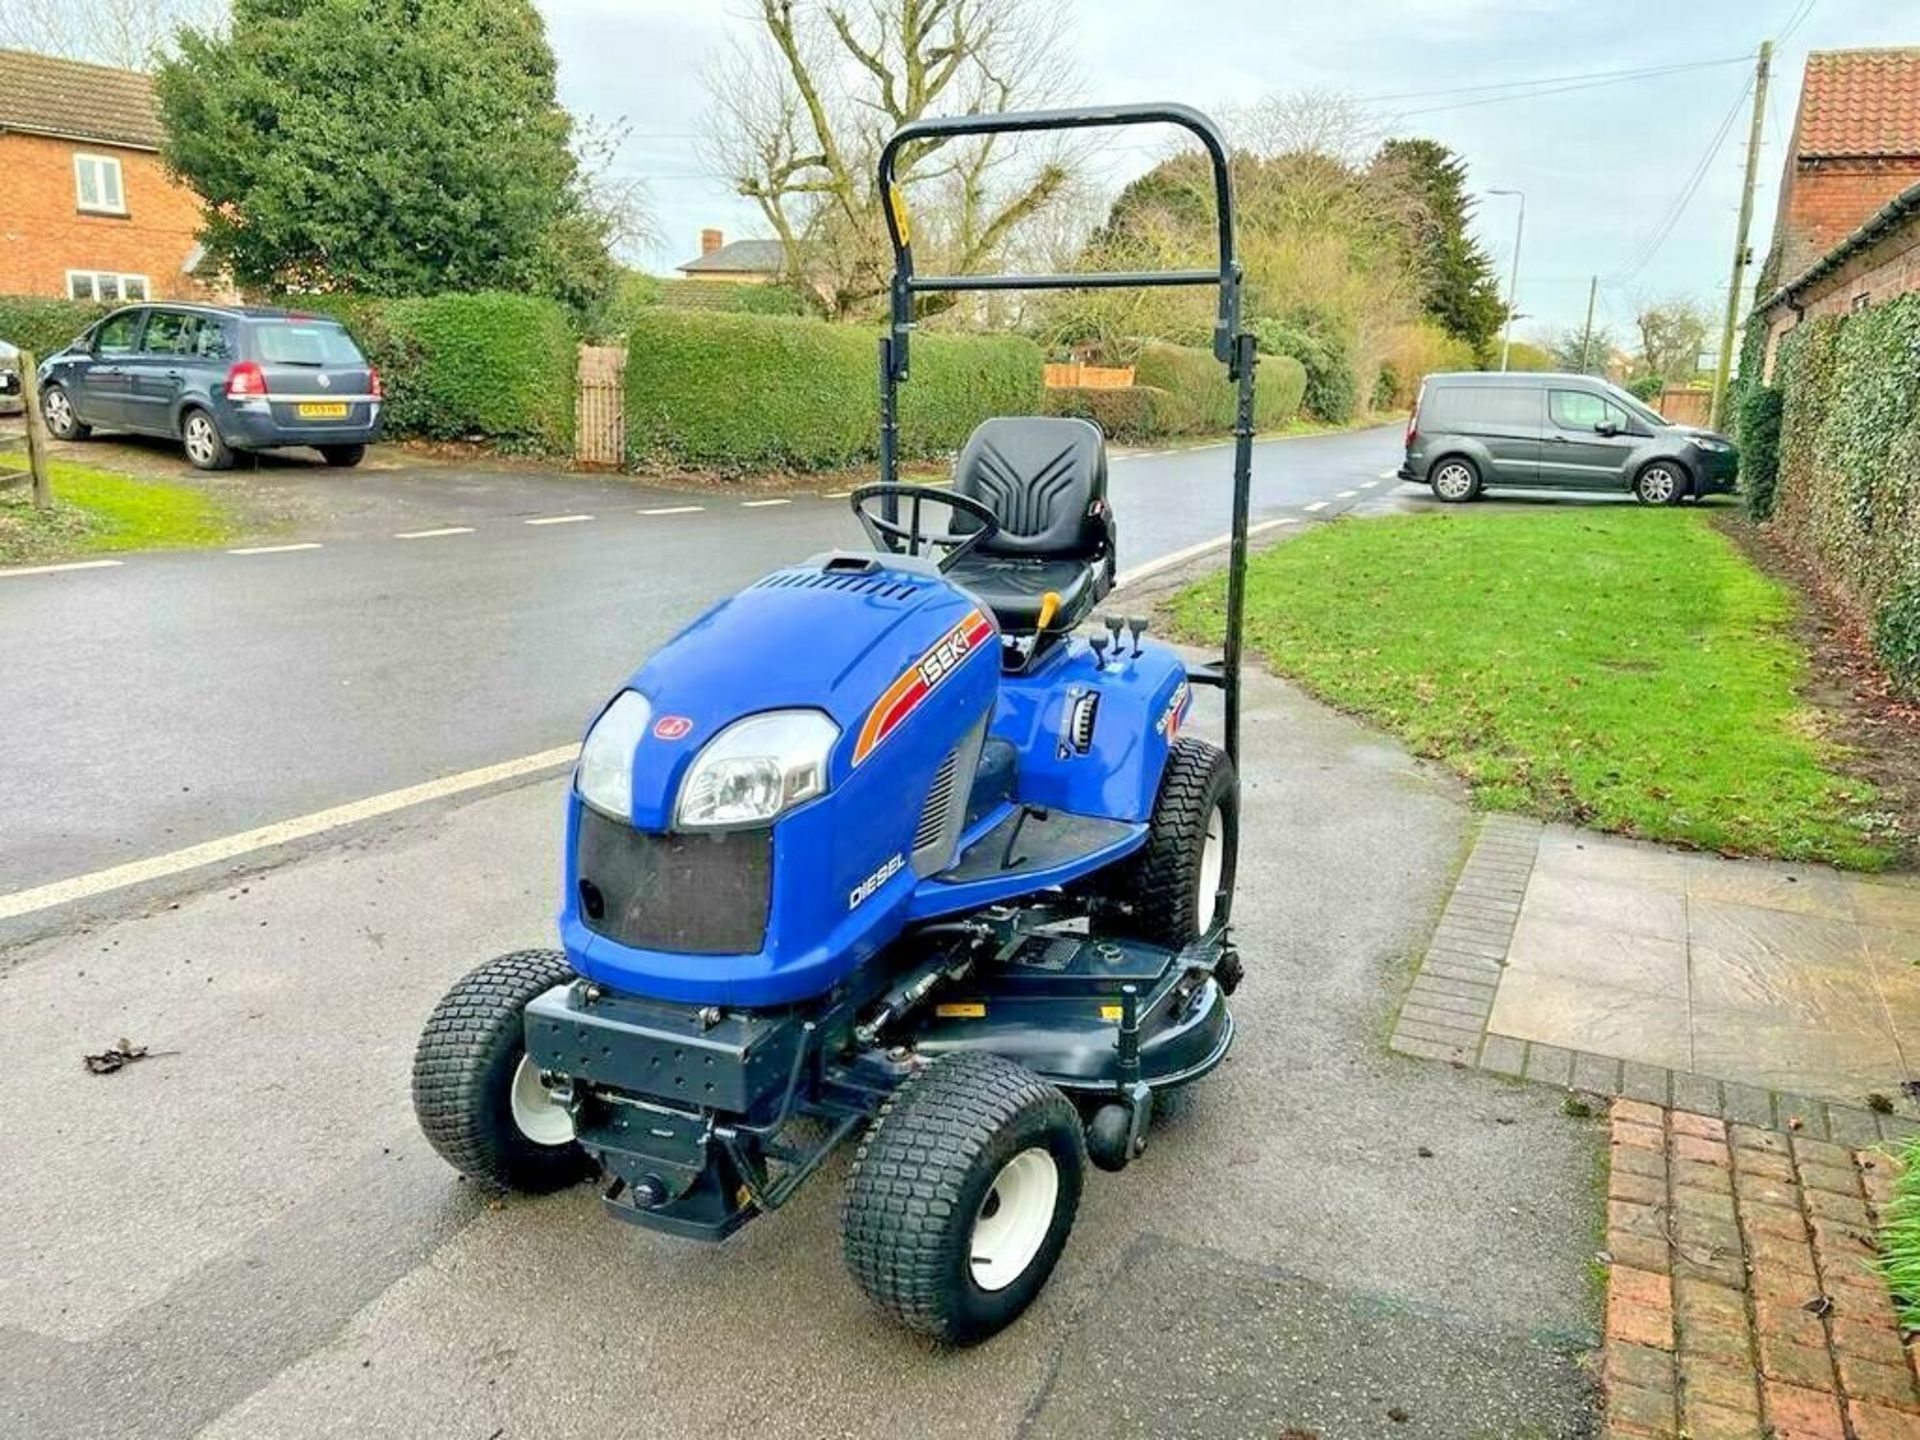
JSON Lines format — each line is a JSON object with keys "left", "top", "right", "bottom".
{"left": 1762, "top": 209, "right": 1920, "bottom": 378}
{"left": 0, "top": 132, "right": 216, "bottom": 300}
{"left": 1778, "top": 158, "right": 1920, "bottom": 281}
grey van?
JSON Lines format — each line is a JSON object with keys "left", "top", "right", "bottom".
{"left": 1399, "top": 372, "right": 1738, "bottom": 505}
{"left": 38, "top": 304, "right": 383, "bottom": 471}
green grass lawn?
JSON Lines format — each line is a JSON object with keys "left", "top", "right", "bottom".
{"left": 0, "top": 456, "right": 238, "bottom": 565}
{"left": 1879, "top": 1147, "right": 1920, "bottom": 1328}
{"left": 1171, "top": 508, "right": 1897, "bottom": 870}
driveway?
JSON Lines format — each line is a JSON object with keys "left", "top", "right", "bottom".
{"left": 0, "top": 646, "right": 1602, "bottom": 1439}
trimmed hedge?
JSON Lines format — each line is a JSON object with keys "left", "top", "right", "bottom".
{"left": 0, "top": 296, "right": 112, "bottom": 360}
{"left": 623, "top": 309, "right": 1041, "bottom": 471}
{"left": 1736, "top": 383, "right": 1783, "bottom": 520}
{"left": 1131, "top": 342, "right": 1306, "bottom": 435}
{"left": 1250, "top": 320, "right": 1356, "bottom": 424}
{"left": 306, "top": 291, "right": 576, "bottom": 452}
{"left": 1041, "top": 385, "right": 1169, "bottom": 444}
{"left": 1772, "top": 293, "right": 1920, "bottom": 694}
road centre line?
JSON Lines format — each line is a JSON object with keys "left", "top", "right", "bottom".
{"left": 228, "top": 542, "right": 323, "bottom": 555}
{"left": 1303, "top": 500, "right": 1329, "bottom": 513}
{"left": 0, "top": 746, "right": 582, "bottom": 924}
{"left": 1378, "top": 468, "right": 1398, "bottom": 479}
{"left": 394, "top": 526, "right": 474, "bottom": 539}
{"left": 0, "top": 558, "right": 124, "bottom": 579}
{"left": 525, "top": 514, "right": 593, "bottom": 526}
{"left": 1337, "top": 489, "right": 1359, "bottom": 498}
{"left": 640, "top": 505, "right": 705, "bottom": 515}
{"left": 741, "top": 498, "right": 791, "bottom": 508}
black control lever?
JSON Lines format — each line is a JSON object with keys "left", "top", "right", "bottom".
{"left": 1126, "top": 616, "right": 1147, "bottom": 652}
{"left": 1104, "top": 615, "right": 1124, "bottom": 656}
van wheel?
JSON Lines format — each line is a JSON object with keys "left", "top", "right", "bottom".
{"left": 181, "top": 407, "right": 236, "bottom": 471}
{"left": 1429, "top": 457, "right": 1480, "bottom": 503}
{"left": 42, "top": 384, "right": 91, "bottom": 441}
{"left": 1634, "top": 462, "right": 1687, "bottom": 506}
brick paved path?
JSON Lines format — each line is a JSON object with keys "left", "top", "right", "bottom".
{"left": 1602, "top": 1098, "right": 1919, "bottom": 1439}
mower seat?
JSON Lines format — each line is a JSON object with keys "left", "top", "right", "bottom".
{"left": 944, "top": 417, "right": 1114, "bottom": 634}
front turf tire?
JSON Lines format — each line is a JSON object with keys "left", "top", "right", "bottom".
{"left": 1109, "top": 736, "right": 1238, "bottom": 947}
{"left": 843, "top": 1053, "right": 1085, "bottom": 1345}
{"left": 411, "top": 949, "right": 592, "bottom": 1194}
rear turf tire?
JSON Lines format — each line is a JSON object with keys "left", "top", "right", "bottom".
{"left": 411, "top": 949, "right": 591, "bottom": 1193}
{"left": 1429, "top": 456, "right": 1480, "bottom": 503}
{"left": 42, "top": 383, "right": 90, "bottom": 441}
{"left": 842, "top": 1053, "right": 1084, "bottom": 1344}
{"left": 319, "top": 444, "right": 366, "bottom": 468}
{"left": 1107, "top": 736, "right": 1238, "bottom": 946}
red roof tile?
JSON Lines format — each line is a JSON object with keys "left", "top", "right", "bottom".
{"left": 1797, "top": 48, "right": 1920, "bottom": 160}
{"left": 0, "top": 48, "right": 162, "bottom": 151}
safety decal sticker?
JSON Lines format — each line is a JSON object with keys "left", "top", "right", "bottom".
{"left": 1155, "top": 680, "right": 1191, "bottom": 738}
{"left": 851, "top": 607, "right": 994, "bottom": 766}
{"left": 652, "top": 715, "right": 693, "bottom": 741}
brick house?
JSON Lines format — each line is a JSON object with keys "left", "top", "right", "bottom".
{"left": 1757, "top": 47, "right": 1920, "bottom": 375}
{"left": 675, "top": 229, "right": 787, "bottom": 285}
{"left": 0, "top": 48, "right": 224, "bottom": 304}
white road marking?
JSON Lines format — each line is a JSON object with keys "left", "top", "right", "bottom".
{"left": 639, "top": 505, "right": 704, "bottom": 516}
{"left": 1378, "top": 468, "right": 1398, "bottom": 479}
{"left": 0, "top": 558, "right": 124, "bottom": 579}
{"left": 0, "top": 746, "right": 581, "bottom": 923}
{"left": 1303, "top": 501, "right": 1329, "bottom": 513}
{"left": 819, "top": 490, "right": 851, "bottom": 499}
{"left": 393, "top": 526, "right": 474, "bottom": 539}
{"left": 228, "top": 543, "right": 323, "bottom": 555}
{"left": 1113, "top": 517, "right": 1297, "bottom": 589}
{"left": 525, "top": 514, "right": 593, "bottom": 526}
{"left": 741, "top": 498, "right": 790, "bottom": 508}
{"left": 1336, "top": 489, "right": 1359, "bottom": 498}
{"left": 1359, "top": 480, "right": 1380, "bottom": 489}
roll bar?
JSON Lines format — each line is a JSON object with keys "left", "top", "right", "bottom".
{"left": 871, "top": 104, "right": 1259, "bottom": 784}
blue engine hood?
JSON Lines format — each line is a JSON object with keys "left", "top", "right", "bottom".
{"left": 608, "top": 557, "right": 997, "bottom": 831}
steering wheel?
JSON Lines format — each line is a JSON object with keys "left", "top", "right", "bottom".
{"left": 849, "top": 484, "right": 1001, "bottom": 574}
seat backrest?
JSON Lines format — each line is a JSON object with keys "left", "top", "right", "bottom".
{"left": 951, "top": 417, "right": 1108, "bottom": 558}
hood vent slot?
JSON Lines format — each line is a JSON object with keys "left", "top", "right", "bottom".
{"left": 913, "top": 749, "right": 961, "bottom": 854}
{"left": 752, "top": 570, "right": 922, "bottom": 603}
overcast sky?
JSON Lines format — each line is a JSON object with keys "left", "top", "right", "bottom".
{"left": 540, "top": 0, "right": 1913, "bottom": 342}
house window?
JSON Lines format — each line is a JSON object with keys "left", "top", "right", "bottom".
{"left": 66, "top": 271, "right": 149, "bottom": 302}
{"left": 73, "top": 154, "right": 126, "bottom": 215}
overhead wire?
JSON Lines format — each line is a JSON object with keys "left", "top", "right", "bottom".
{"left": 1605, "top": 73, "right": 1754, "bottom": 286}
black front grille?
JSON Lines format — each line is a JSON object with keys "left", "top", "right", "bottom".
{"left": 575, "top": 805, "right": 772, "bottom": 955}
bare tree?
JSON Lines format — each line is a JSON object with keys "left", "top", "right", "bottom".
{"left": 0, "top": 0, "right": 222, "bottom": 68}
{"left": 702, "top": 0, "right": 1078, "bottom": 318}
{"left": 1631, "top": 296, "right": 1713, "bottom": 385}
{"left": 572, "top": 115, "right": 660, "bottom": 265}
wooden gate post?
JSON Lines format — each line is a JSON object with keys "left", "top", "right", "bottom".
{"left": 19, "top": 350, "right": 52, "bottom": 510}
{"left": 575, "top": 345, "right": 628, "bottom": 469}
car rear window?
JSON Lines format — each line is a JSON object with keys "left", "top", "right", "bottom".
{"left": 253, "top": 320, "right": 364, "bottom": 367}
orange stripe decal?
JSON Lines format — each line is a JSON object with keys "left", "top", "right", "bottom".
{"left": 852, "top": 608, "right": 994, "bottom": 766}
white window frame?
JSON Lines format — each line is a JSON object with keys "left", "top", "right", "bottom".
{"left": 73, "top": 153, "right": 126, "bottom": 215}
{"left": 66, "top": 270, "right": 150, "bottom": 302}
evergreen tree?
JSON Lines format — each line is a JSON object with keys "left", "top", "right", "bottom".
{"left": 1375, "top": 138, "right": 1506, "bottom": 359}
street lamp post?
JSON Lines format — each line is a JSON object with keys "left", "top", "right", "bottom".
{"left": 1488, "top": 188, "right": 1525, "bottom": 372}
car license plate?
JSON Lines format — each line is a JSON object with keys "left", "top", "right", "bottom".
{"left": 297, "top": 402, "right": 349, "bottom": 419}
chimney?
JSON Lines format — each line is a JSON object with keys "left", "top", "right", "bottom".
{"left": 700, "top": 228, "right": 724, "bottom": 256}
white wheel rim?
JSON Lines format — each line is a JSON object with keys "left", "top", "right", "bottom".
{"left": 185, "top": 416, "right": 215, "bottom": 464}
{"left": 969, "top": 1147, "right": 1058, "bottom": 1293}
{"left": 508, "top": 1053, "right": 573, "bottom": 1147}
{"left": 1435, "top": 463, "right": 1472, "bottom": 499}
{"left": 1643, "top": 468, "right": 1675, "bottom": 502}
{"left": 1197, "top": 804, "right": 1225, "bottom": 932}
{"left": 47, "top": 391, "right": 71, "bottom": 431}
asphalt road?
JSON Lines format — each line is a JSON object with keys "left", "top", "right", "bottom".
{"left": 0, "top": 648, "right": 1600, "bottom": 1440}
{"left": 1, "top": 424, "right": 1403, "bottom": 901}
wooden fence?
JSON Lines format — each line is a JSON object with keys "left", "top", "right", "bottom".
{"left": 0, "top": 352, "right": 51, "bottom": 509}
{"left": 1656, "top": 387, "right": 1711, "bottom": 428}
{"left": 576, "top": 345, "right": 627, "bottom": 468}
{"left": 1043, "top": 362, "right": 1135, "bottom": 390}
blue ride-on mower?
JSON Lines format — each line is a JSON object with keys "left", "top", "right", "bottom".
{"left": 412, "top": 104, "right": 1261, "bottom": 1344}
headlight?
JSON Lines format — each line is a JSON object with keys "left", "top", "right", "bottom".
{"left": 1693, "top": 436, "right": 1732, "bottom": 453}
{"left": 576, "top": 690, "right": 652, "bottom": 821}
{"left": 676, "top": 710, "right": 837, "bottom": 829}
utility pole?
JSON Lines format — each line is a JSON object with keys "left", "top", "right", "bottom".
{"left": 1489, "top": 189, "right": 1526, "bottom": 371}
{"left": 1579, "top": 275, "right": 1599, "bottom": 374}
{"left": 1710, "top": 40, "right": 1772, "bottom": 430}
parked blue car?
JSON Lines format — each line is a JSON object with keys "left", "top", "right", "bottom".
{"left": 37, "top": 303, "right": 383, "bottom": 470}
